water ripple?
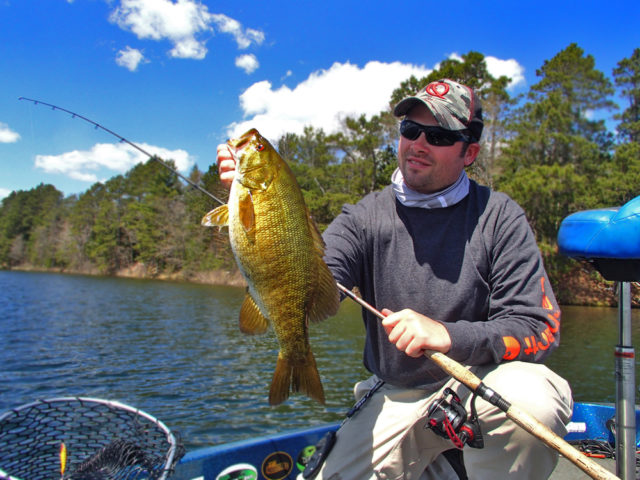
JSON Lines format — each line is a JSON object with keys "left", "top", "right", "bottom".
{"left": 1, "top": 270, "right": 637, "bottom": 451}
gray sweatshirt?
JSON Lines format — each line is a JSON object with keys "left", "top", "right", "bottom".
{"left": 322, "top": 181, "right": 561, "bottom": 390}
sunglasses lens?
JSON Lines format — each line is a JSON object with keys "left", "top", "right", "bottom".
{"left": 425, "top": 131, "right": 456, "bottom": 146}
{"left": 400, "top": 120, "right": 466, "bottom": 146}
{"left": 400, "top": 121, "right": 421, "bottom": 140}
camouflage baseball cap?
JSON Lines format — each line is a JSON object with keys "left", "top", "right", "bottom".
{"left": 393, "top": 79, "right": 483, "bottom": 142}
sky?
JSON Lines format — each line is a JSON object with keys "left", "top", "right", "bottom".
{"left": 1, "top": 0, "right": 639, "bottom": 201}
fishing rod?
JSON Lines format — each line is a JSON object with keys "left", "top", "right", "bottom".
{"left": 18, "top": 97, "right": 226, "bottom": 206}
{"left": 335, "top": 282, "right": 618, "bottom": 480}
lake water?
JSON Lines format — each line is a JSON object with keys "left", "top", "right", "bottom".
{"left": 1, "top": 270, "right": 638, "bottom": 451}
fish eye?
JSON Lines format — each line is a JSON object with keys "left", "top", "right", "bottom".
{"left": 256, "top": 144, "right": 265, "bottom": 152}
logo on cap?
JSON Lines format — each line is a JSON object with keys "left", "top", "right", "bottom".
{"left": 425, "top": 81, "right": 450, "bottom": 99}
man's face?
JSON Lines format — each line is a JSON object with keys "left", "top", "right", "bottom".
{"left": 397, "top": 104, "right": 479, "bottom": 194}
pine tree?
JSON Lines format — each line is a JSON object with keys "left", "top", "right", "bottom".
{"left": 613, "top": 48, "right": 640, "bottom": 143}
{"left": 497, "top": 44, "right": 616, "bottom": 243}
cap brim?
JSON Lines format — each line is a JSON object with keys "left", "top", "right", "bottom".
{"left": 393, "top": 97, "right": 467, "bottom": 131}
{"left": 393, "top": 97, "right": 422, "bottom": 117}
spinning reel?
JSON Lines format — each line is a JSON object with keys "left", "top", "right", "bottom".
{"left": 426, "top": 388, "right": 484, "bottom": 449}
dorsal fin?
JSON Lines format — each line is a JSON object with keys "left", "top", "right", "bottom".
{"left": 306, "top": 208, "right": 340, "bottom": 323}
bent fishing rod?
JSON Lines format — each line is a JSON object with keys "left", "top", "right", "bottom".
{"left": 21, "top": 98, "right": 618, "bottom": 480}
{"left": 336, "top": 283, "right": 618, "bottom": 480}
{"left": 18, "top": 97, "right": 226, "bottom": 206}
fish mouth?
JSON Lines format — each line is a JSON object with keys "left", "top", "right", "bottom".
{"left": 227, "top": 129, "right": 268, "bottom": 180}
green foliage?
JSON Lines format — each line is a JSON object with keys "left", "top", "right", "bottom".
{"left": 595, "top": 142, "right": 640, "bottom": 206}
{"left": 85, "top": 198, "right": 123, "bottom": 272}
{"left": 1, "top": 44, "right": 638, "bottom": 304}
{"left": 328, "top": 114, "right": 395, "bottom": 196}
{"left": 499, "top": 163, "right": 589, "bottom": 242}
{"left": 497, "top": 43, "right": 622, "bottom": 246}
{"left": 278, "top": 127, "right": 334, "bottom": 168}
{"left": 0, "top": 184, "right": 63, "bottom": 267}
{"left": 613, "top": 48, "right": 640, "bottom": 143}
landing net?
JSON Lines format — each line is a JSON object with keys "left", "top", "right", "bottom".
{"left": 0, "top": 397, "right": 184, "bottom": 480}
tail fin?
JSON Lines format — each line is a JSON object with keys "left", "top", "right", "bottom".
{"left": 269, "top": 350, "right": 325, "bottom": 406}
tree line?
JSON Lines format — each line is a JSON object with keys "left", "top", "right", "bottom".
{"left": 2, "top": 44, "right": 639, "bottom": 304}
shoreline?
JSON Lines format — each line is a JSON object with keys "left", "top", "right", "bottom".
{"left": 5, "top": 263, "right": 639, "bottom": 308}
{"left": 6, "top": 263, "right": 248, "bottom": 288}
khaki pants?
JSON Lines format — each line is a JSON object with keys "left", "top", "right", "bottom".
{"left": 308, "top": 362, "right": 572, "bottom": 480}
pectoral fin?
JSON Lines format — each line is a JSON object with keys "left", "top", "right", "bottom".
{"left": 239, "top": 293, "right": 269, "bottom": 335}
{"left": 238, "top": 191, "right": 256, "bottom": 233}
{"left": 201, "top": 205, "right": 229, "bottom": 227}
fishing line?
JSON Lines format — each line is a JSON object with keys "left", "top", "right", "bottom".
{"left": 18, "top": 97, "right": 226, "bottom": 206}
{"left": 18, "top": 97, "right": 361, "bottom": 304}
{"left": 18, "top": 98, "right": 373, "bottom": 314}
{"left": 15, "top": 98, "right": 625, "bottom": 479}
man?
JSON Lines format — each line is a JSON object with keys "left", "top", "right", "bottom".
{"left": 218, "top": 79, "right": 572, "bottom": 479}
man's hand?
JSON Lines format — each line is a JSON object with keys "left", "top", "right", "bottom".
{"left": 217, "top": 143, "right": 236, "bottom": 190}
{"left": 381, "top": 308, "right": 452, "bottom": 357}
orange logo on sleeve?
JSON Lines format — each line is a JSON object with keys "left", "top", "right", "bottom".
{"left": 501, "top": 277, "right": 561, "bottom": 360}
{"left": 502, "top": 336, "right": 521, "bottom": 360}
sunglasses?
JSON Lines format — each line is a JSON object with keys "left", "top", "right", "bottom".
{"left": 400, "top": 119, "right": 470, "bottom": 146}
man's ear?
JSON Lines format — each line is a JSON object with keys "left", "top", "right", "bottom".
{"left": 463, "top": 143, "right": 481, "bottom": 167}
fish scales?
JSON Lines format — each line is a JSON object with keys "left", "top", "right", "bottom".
{"left": 232, "top": 178, "right": 313, "bottom": 359}
{"left": 202, "top": 129, "right": 340, "bottom": 405}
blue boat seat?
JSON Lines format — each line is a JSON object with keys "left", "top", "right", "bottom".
{"left": 557, "top": 195, "right": 640, "bottom": 281}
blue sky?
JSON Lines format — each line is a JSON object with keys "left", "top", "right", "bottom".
{"left": 1, "top": 0, "right": 639, "bottom": 200}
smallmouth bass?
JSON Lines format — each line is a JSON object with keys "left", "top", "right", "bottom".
{"left": 202, "top": 129, "right": 340, "bottom": 405}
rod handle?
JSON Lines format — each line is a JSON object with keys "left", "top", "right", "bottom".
{"left": 426, "top": 351, "right": 619, "bottom": 480}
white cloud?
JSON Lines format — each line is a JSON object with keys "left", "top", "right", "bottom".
{"left": 116, "top": 46, "right": 146, "bottom": 71}
{"left": 0, "top": 188, "right": 11, "bottom": 200}
{"left": 227, "top": 60, "right": 431, "bottom": 140}
{"left": 34, "top": 142, "right": 194, "bottom": 183}
{"left": 109, "top": 0, "right": 264, "bottom": 61}
{"left": 484, "top": 56, "right": 525, "bottom": 89}
{"left": 210, "top": 13, "right": 265, "bottom": 49}
{"left": 440, "top": 53, "right": 525, "bottom": 90}
{"left": 235, "top": 54, "right": 259, "bottom": 74}
{"left": 0, "top": 122, "right": 20, "bottom": 143}
{"left": 110, "top": 0, "right": 212, "bottom": 60}
{"left": 225, "top": 55, "right": 527, "bottom": 141}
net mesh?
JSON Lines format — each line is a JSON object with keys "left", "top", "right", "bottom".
{"left": 0, "top": 397, "right": 184, "bottom": 480}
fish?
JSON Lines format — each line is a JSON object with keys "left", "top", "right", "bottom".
{"left": 202, "top": 128, "right": 340, "bottom": 405}
{"left": 70, "top": 440, "right": 152, "bottom": 478}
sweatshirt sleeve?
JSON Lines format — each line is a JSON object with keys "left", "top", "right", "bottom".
{"left": 445, "top": 198, "right": 561, "bottom": 366}
{"left": 321, "top": 202, "right": 365, "bottom": 290}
